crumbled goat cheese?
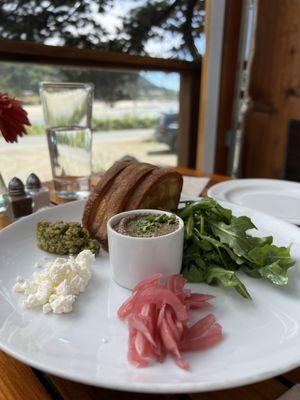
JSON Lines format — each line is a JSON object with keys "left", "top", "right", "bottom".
{"left": 13, "top": 250, "right": 95, "bottom": 314}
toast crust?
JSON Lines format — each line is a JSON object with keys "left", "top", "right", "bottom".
{"left": 94, "top": 162, "right": 157, "bottom": 250}
{"left": 82, "top": 160, "right": 133, "bottom": 234}
{"left": 82, "top": 161, "right": 183, "bottom": 252}
{"left": 125, "top": 168, "right": 183, "bottom": 211}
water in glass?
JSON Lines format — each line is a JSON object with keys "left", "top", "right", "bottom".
{"left": 47, "top": 126, "right": 92, "bottom": 198}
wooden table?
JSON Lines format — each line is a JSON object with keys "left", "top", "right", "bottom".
{"left": 0, "top": 167, "right": 299, "bottom": 400}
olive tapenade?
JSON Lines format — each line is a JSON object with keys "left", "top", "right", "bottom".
{"left": 36, "top": 221, "right": 100, "bottom": 255}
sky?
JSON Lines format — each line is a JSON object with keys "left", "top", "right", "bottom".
{"left": 140, "top": 72, "right": 179, "bottom": 92}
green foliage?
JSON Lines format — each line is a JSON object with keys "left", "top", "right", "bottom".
{"left": 56, "top": 130, "right": 88, "bottom": 148}
{"left": 0, "top": 62, "right": 176, "bottom": 106}
{"left": 177, "top": 198, "right": 295, "bottom": 299}
{"left": 0, "top": 1, "right": 194, "bottom": 105}
{"left": 0, "top": 64, "right": 61, "bottom": 98}
{"left": 0, "top": 0, "right": 204, "bottom": 61}
{"left": 120, "top": 0, "right": 205, "bottom": 61}
{"left": 61, "top": 68, "right": 140, "bottom": 105}
{"left": 26, "top": 125, "right": 45, "bottom": 136}
{"left": 93, "top": 115, "right": 158, "bottom": 131}
{"left": 0, "top": 1, "right": 113, "bottom": 50}
{"left": 26, "top": 115, "right": 158, "bottom": 136}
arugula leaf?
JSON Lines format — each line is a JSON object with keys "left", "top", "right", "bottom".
{"left": 259, "top": 261, "right": 289, "bottom": 285}
{"left": 248, "top": 244, "right": 294, "bottom": 285}
{"left": 177, "top": 198, "right": 295, "bottom": 299}
{"left": 248, "top": 244, "right": 293, "bottom": 267}
{"left": 185, "top": 213, "right": 194, "bottom": 239}
{"left": 205, "top": 266, "right": 251, "bottom": 299}
{"left": 241, "top": 265, "right": 262, "bottom": 279}
{"left": 246, "top": 235, "right": 273, "bottom": 249}
{"left": 182, "top": 264, "right": 251, "bottom": 298}
{"left": 183, "top": 265, "right": 205, "bottom": 282}
{"left": 195, "top": 230, "right": 245, "bottom": 266}
{"left": 213, "top": 202, "right": 232, "bottom": 224}
{"left": 209, "top": 216, "right": 256, "bottom": 256}
{"left": 177, "top": 197, "right": 218, "bottom": 219}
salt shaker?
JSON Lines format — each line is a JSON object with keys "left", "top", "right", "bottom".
{"left": 4, "top": 177, "right": 33, "bottom": 220}
{"left": 26, "top": 173, "right": 50, "bottom": 211}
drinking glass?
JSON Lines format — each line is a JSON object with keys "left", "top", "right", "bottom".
{"left": 40, "top": 82, "right": 94, "bottom": 199}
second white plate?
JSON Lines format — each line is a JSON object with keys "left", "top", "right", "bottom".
{"left": 208, "top": 179, "right": 300, "bottom": 224}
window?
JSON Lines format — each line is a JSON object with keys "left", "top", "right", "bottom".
{"left": 0, "top": 62, "right": 179, "bottom": 184}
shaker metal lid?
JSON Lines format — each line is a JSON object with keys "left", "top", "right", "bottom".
{"left": 26, "top": 173, "right": 41, "bottom": 189}
{"left": 8, "top": 177, "right": 25, "bottom": 196}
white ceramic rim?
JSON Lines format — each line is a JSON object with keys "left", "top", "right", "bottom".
{"left": 208, "top": 178, "right": 300, "bottom": 193}
{"left": 2, "top": 343, "right": 300, "bottom": 394}
{"left": 208, "top": 178, "right": 300, "bottom": 224}
{"left": 107, "top": 209, "right": 184, "bottom": 241}
{"left": 1, "top": 199, "right": 300, "bottom": 393}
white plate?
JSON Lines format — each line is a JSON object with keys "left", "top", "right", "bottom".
{"left": 208, "top": 179, "right": 300, "bottom": 224}
{"left": 0, "top": 200, "right": 300, "bottom": 393}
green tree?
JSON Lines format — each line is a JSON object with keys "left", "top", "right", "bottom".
{"left": 0, "top": 0, "right": 204, "bottom": 61}
{"left": 61, "top": 69, "right": 140, "bottom": 106}
{"left": 0, "top": 64, "right": 62, "bottom": 97}
{"left": 119, "top": 0, "right": 205, "bottom": 61}
{"left": 0, "top": 1, "right": 113, "bottom": 50}
{"left": 0, "top": 0, "right": 202, "bottom": 104}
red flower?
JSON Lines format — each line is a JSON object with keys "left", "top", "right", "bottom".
{"left": 0, "top": 93, "right": 31, "bottom": 143}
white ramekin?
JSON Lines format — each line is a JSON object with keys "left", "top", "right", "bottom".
{"left": 107, "top": 209, "right": 184, "bottom": 289}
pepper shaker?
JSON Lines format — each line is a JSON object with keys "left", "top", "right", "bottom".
{"left": 26, "top": 173, "right": 50, "bottom": 211}
{"left": 4, "top": 177, "right": 33, "bottom": 221}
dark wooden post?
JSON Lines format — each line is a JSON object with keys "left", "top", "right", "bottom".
{"left": 242, "top": 0, "right": 300, "bottom": 178}
{"left": 178, "top": 69, "right": 201, "bottom": 168}
{"left": 214, "top": 0, "right": 243, "bottom": 175}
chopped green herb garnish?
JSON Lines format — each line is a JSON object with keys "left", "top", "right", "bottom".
{"left": 135, "top": 214, "right": 177, "bottom": 237}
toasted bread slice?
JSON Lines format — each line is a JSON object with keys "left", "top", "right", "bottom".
{"left": 82, "top": 160, "right": 133, "bottom": 235}
{"left": 83, "top": 161, "right": 183, "bottom": 252}
{"left": 94, "top": 162, "right": 157, "bottom": 250}
{"left": 125, "top": 167, "right": 183, "bottom": 211}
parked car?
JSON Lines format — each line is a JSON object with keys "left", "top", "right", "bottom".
{"left": 154, "top": 112, "right": 179, "bottom": 152}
